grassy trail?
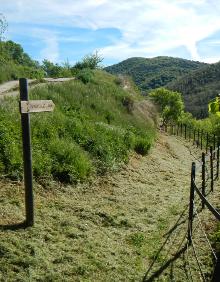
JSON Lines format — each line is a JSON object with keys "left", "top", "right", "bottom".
{"left": 0, "top": 132, "right": 217, "bottom": 281}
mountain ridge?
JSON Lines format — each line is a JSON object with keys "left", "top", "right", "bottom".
{"left": 104, "top": 56, "right": 207, "bottom": 92}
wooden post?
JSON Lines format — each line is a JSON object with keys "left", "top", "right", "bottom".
{"left": 188, "top": 162, "right": 195, "bottom": 245}
{"left": 210, "top": 146, "right": 214, "bottom": 192}
{"left": 202, "top": 152, "right": 205, "bottom": 209}
{"left": 184, "top": 124, "right": 187, "bottom": 139}
{"left": 19, "top": 78, "right": 34, "bottom": 227}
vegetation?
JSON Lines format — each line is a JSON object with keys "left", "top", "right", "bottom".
{"left": 105, "top": 56, "right": 206, "bottom": 92}
{"left": 74, "top": 51, "right": 103, "bottom": 70}
{"left": 0, "top": 70, "right": 156, "bottom": 184}
{"left": 0, "top": 40, "right": 45, "bottom": 83}
{"left": 0, "top": 125, "right": 201, "bottom": 281}
{"left": 149, "top": 88, "right": 184, "bottom": 125}
{"left": 167, "top": 61, "right": 220, "bottom": 118}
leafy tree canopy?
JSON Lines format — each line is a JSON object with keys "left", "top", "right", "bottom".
{"left": 149, "top": 88, "right": 184, "bottom": 125}
{"left": 74, "top": 51, "right": 103, "bottom": 70}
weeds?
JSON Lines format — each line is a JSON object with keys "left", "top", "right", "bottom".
{"left": 0, "top": 70, "right": 156, "bottom": 184}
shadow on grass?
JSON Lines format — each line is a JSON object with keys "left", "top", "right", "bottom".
{"left": 142, "top": 205, "right": 189, "bottom": 281}
{"left": 0, "top": 221, "right": 27, "bottom": 231}
{"left": 143, "top": 243, "right": 187, "bottom": 282}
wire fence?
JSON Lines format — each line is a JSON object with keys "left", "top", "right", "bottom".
{"left": 144, "top": 123, "right": 220, "bottom": 281}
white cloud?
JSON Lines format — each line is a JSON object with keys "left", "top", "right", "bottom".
{"left": 1, "top": 0, "right": 220, "bottom": 62}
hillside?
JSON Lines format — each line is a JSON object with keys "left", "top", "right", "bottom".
{"left": 167, "top": 61, "right": 220, "bottom": 118}
{"left": 105, "top": 56, "right": 207, "bottom": 92}
{"left": 0, "top": 70, "right": 157, "bottom": 184}
{"left": 0, "top": 132, "right": 203, "bottom": 281}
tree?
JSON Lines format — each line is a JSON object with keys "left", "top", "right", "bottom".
{"left": 0, "top": 13, "right": 8, "bottom": 42}
{"left": 149, "top": 88, "right": 184, "bottom": 125}
{"left": 74, "top": 51, "right": 103, "bottom": 70}
{"left": 208, "top": 96, "right": 220, "bottom": 117}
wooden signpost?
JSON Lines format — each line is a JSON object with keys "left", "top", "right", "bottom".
{"left": 19, "top": 78, "right": 55, "bottom": 227}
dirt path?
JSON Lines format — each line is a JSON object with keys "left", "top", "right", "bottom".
{"left": 2, "top": 132, "right": 209, "bottom": 281}
{"left": 0, "top": 77, "right": 74, "bottom": 98}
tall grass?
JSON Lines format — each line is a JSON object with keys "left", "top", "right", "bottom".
{"left": 0, "top": 70, "right": 156, "bottom": 184}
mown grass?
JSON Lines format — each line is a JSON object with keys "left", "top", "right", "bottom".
{"left": 0, "top": 70, "right": 156, "bottom": 184}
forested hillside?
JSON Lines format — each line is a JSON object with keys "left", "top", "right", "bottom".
{"left": 167, "top": 61, "right": 220, "bottom": 118}
{"left": 105, "top": 56, "right": 207, "bottom": 92}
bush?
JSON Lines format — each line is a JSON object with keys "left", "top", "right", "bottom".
{"left": 76, "top": 68, "right": 94, "bottom": 84}
{"left": 0, "top": 113, "right": 22, "bottom": 180}
{"left": 134, "top": 136, "right": 151, "bottom": 155}
{"left": 49, "top": 139, "right": 92, "bottom": 183}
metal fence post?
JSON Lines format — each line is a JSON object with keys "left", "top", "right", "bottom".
{"left": 217, "top": 140, "right": 219, "bottom": 179}
{"left": 189, "top": 126, "right": 191, "bottom": 141}
{"left": 213, "top": 134, "right": 216, "bottom": 159}
{"left": 202, "top": 152, "right": 206, "bottom": 209}
{"left": 188, "top": 162, "right": 195, "bottom": 245}
{"left": 197, "top": 129, "right": 200, "bottom": 148}
{"left": 210, "top": 146, "right": 214, "bottom": 192}
{"left": 200, "top": 130, "right": 203, "bottom": 150}
{"left": 206, "top": 133, "right": 209, "bottom": 154}
{"left": 193, "top": 129, "right": 196, "bottom": 145}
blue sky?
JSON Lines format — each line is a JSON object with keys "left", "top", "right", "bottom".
{"left": 1, "top": 0, "right": 220, "bottom": 66}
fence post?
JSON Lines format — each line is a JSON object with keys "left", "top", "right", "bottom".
{"left": 184, "top": 124, "right": 187, "bottom": 139}
{"left": 217, "top": 140, "right": 219, "bottom": 179}
{"left": 193, "top": 129, "right": 196, "bottom": 145}
{"left": 197, "top": 129, "right": 200, "bottom": 148}
{"left": 189, "top": 126, "right": 191, "bottom": 141}
{"left": 181, "top": 123, "right": 183, "bottom": 136}
{"left": 210, "top": 146, "right": 214, "bottom": 192}
{"left": 213, "top": 134, "right": 216, "bottom": 159}
{"left": 202, "top": 152, "right": 206, "bottom": 209}
{"left": 206, "top": 133, "right": 209, "bottom": 154}
{"left": 200, "top": 130, "right": 203, "bottom": 150}
{"left": 188, "top": 162, "right": 195, "bottom": 246}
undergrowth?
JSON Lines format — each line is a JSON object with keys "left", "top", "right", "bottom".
{"left": 0, "top": 70, "right": 156, "bottom": 184}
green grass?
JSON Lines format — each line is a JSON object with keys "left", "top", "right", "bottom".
{"left": 0, "top": 70, "right": 156, "bottom": 184}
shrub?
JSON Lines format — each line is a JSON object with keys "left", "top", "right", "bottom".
{"left": 49, "top": 139, "right": 92, "bottom": 183}
{"left": 76, "top": 68, "right": 94, "bottom": 84}
{"left": 134, "top": 136, "right": 151, "bottom": 155}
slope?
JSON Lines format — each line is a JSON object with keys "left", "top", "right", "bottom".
{"left": 1, "top": 132, "right": 215, "bottom": 281}
{"left": 105, "top": 56, "right": 207, "bottom": 92}
{"left": 167, "top": 61, "right": 220, "bottom": 118}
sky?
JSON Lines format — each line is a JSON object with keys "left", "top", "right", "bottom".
{"left": 1, "top": 0, "right": 220, "bottom": 66}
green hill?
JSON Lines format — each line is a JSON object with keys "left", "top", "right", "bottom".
{"left": 105, "top": 56, "right": 207, "bottom": 92}
{"left": 167, "top": 61, "right": 220, "bottom": 118}
{"left": 0, "top": 70, "right": 157, "bottom": 184}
